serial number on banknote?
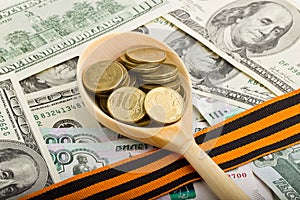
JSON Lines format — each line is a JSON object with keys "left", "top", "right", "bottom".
{"left": 33, "top": 102, "right": 85, "bottom": 125}
{"left": 227, "top": 172, "right": 248, "bottom": 179}
{"left": 0, "top": 111, "right": 9, "bottom": 136}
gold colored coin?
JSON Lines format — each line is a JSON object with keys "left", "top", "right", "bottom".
{"left": 107, "top": 87, "right": 146, "bottom": 123}
{"left": 139, "top": 63, "right": 177, "bottom": 80}
{"left": 140, "top": 73, "right": 179, "bottom": 85}
{"left": 125, "top": 46, "right": 166, "bottom": 63}
{"left": 82, "top": 61, "right": 125, "bottom": 94}
{"left": 139, "top": 78, "right": 181, "bottom": 92}
{"left": 119, "top": 53, "right": 139, "bottom": 68}
{"left": 127, "top": 63, "right": 160, "bottom": 74}
{"left": 144, "top": 87, "right": 185, "bottom": 124}
{"left": 98, "top": 95, "right": 109, "bottom": 114}
{"left": 117, "top": 66, "right": 130, "bottom": 88}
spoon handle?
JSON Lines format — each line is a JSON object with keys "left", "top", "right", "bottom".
{"left": 183, "top": 141, "right": 250, "bottom": 200}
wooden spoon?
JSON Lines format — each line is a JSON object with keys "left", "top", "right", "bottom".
{"left": 77, "top": 32, "right": 250, "bottom": 200}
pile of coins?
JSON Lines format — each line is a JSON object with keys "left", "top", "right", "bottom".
{"left": 82, "top": 46, "right": 185, "bottom": 127}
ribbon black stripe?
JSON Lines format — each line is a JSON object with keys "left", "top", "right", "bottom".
{"left": 208, "top": 114, "right": 300, "bottom": 157}
{"left": 219, "top": 133, "right": 300, "bottom": 170}
{"left": 132, "top": 172, "right": 200, "bottom": 200}
{"left": 194, "top": 92, "right": 300, "bottom": 144}
{"left": 29, "top": 150, "right": 172, "bottom": 199}
{"left": 85, "top": 158, "right": 190, "bottom": 200}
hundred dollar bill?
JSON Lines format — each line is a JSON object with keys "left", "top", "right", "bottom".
{"left": 0, "top": 73, "right": 60, "bottom": 199}
{"left": 165, "top": 0, "right": 300, "bottom": 95}
{"left": 139, "top": 17, "right": 275, "bottom": 108}
{"left": 47, "top": 140, "right": 156, "bottom": 180}
{"left": 0, "top": 0, "right": 181, "bottom": 80}
{"left": 41, "top": 128, "right": 126, "bottom": 144}
{"left": 25, "top": 82, "right": 102, "bottom": 128}
{"left": 252, "top": 144, "right": 300, "bottom": 200}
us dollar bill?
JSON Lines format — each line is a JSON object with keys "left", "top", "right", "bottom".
{"left": 47, "top": 140, "right": 156, "bottom": 180}
{"left": 25, "top": 82, "right": 102, "bottom": 128}
{"left": 252, "top": 144, "right": 300, "bottom": 200}
{"left": 0, "top": 0, "right": 181, "bottom": 80}
{"left": 139, "top": 17, "right": 275, "bottom": 109}
{"left": 0, "top": 73, "right": 60, "bottom": 199}
{"left": 41, "top": 128, "right": 126, "bottom": 144}
{"left": 165, "top": 0, "right": 300, "bottom": 95}
{"left": 19, "top": 56, "right": 103, "bottom": 128}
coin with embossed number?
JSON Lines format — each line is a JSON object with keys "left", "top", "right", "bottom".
{"left": 144, "top": 87, "right": 184, "bottom": 124}
{"left": 82, "top": 61, "right": 126, "bottom": 94}
{"left": 125, "top": 46, "right": 166, "bottom": 63}
{"left": 107, "top": 86, "right": 146, "bottom": 123}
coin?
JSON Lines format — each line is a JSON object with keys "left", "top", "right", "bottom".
{"left": 140, "top": 73, "right": 179, "bottom": 85}
{"left": 125, "top": 46, "right": 166, "bottom": 63}
{"left": 119, "top": 53, "right": 139, "bottom": 68}
{"left": 126, "top": 62, "right": 160, "bottom": 74}
{"left": 128, "top": 72, "right": 138, "bottom": 87}
{"left": 82, "top": 61, "right": 125, "bottom": 94}
{"left": 139, "top": 63, "right": 178, "bottom": 80}
{"left": 144, "top": 87, "right": 184, "bottom": 124}
{"left": 107, "top": 87, "right": 146, "bottom": 123}
{"left": 98, "top": 95, "right": 109, "bottom": 114}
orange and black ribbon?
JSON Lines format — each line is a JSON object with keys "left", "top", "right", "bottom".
{"left": 24, "top": 89, "right": 300, "bottom": 200}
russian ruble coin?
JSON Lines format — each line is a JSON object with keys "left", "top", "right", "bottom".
{"left": 128, "top": 72, "right": 138, "bottom": 87}
{"left": 125, "top": 46, "right": 167, "bottom": 63}
{"left": 117, "top": 67, "right": 130, "bottom": 88}
{"left": 140, "top": 81, "right": 180, "bottom": 93}
{"left": 82, "top": 61, "right": 126, "bottom": 95}
{"left": 126, "top": 62, "right": 161, "bottom": 74}
{"left": 140, "top": 73, "right": 179, "bottom": 85}
{"left": 98, "top": 95, "right": 109, "bottom": 115}
{"left": 118, "top": 53, "right": 139, "bottom": 68}
{"left": 107, "top": 86, "right": 146, "bottom": 123}
{"left": 144, "top": 87, "right": 184, "bottom": 124}
{"left": 139, "top": 63, "right": 178, "bottom": 80}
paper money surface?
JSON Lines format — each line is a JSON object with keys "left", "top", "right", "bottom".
{"left": 25, "top": 82, "right": 102, "bottom": 128}
{"left": 0, "top": 73, "right": 60, "bottom": 199}
{"left": 138, "top": 17, "right": 275, "bottom": 109}
{"left": 192, "top": 93, "right": 246, "bottom": 126}
{"left": 166, "top": 0, "right": 300, "bottom": 95}
{"left": 158, "top": 164, "right": 272, "bottom": 200}
{"left": 41, "top": 128, "right": 125, "bottom": 144}
{"left": 0, "top": 0, "right": 181, "bottom": 79}
{"left": 47, "top": 140, "right": 156, "bottom": 180}
{"left": 252, "top": 144, "right": 300, "bottom": 200}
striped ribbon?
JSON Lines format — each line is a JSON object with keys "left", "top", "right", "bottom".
{"left": 24, "top": 88, "right": 300, "bottom": 200}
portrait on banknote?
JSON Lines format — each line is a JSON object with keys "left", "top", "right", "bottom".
{"left": 0, "top": 141, "right": 48, "bottom": 199}
{"left": 206, "top": 0, "right": 300, "bottom": 58}
{"left": 20, "top": 57, "right": 78, "bottom": 94}
{"left": 164, "top": 30, "right": 239, "bottom": 88}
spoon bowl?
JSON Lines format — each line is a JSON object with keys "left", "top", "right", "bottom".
{"left": 77, "top": 32, "right": 249, "bottom": 200}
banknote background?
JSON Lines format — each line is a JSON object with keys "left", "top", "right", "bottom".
{"left": 0, "top": 0, "right": 299, "bottom": 199}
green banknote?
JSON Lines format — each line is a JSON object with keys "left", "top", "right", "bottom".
{"left": 0, "top": 0, "right": 181, "bottom": 79}
{"left": 252, "top": 144, "right": 300, "bottom": 200}
{"left": 0, "top": 73, "right": 60, "bottom": 199}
